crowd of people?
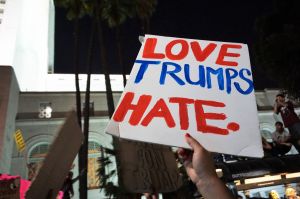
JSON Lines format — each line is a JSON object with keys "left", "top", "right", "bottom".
{"left": 177, "top": 93, "right": 300, "bottom": 199}
{"left": 15, "top": 92, "right": 299, "bottom": 198}
{"left": 179, "top": 133, "right": 300, "bottom": 199}
{"left": 267, "top": 187, "right": 300, "bottom": 199}
{"left": 262, "top": 94, "right": 300, "bottom": 156}
{"left": 235, "top": 187, "right": 300, "bottom": 199}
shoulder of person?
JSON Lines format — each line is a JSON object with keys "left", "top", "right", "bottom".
{"left": 287, "top": 100, "right": 295, "bottom": 106}
{"left": 284, "top": 129, "right": 290, "bottom": 135}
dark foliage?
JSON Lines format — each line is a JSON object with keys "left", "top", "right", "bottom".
{"left": 254, "top": 0, "right": 300, "bottom": 98}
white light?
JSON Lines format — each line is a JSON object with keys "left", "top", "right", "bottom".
{"left": 286, "top": 172, "right": 300, "bottom": 179}
{"left": 216, "top": 168, "right": 223, "bottom": 177}
{"left": 45, "top": 106, "right": 52, "bottom": 118}
{"left": 45, "top": 106, "right": 52, "bottom": 113}
{"left": 245, "top": 175, "right": 281, "bottom": 184}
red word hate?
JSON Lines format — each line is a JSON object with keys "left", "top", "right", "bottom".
{"left": 142, "top": 38, "right": 242, "bottom": 67}
{"left": 113, "top": 92, "right": 240, "bottom": 135}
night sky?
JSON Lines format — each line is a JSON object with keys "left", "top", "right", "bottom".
{"left": 54, "top": 0, "right": 278, "bottom": 90}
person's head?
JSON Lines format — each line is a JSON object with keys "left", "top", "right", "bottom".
{"left": 67, "top": 171, "right": 73, "bottom": 179}
{"left": 286, "top": 187, "right": 297, "bottom": 198}
{"left": 275, "top": 121, "right": 284, "bottom": 132}
{"left": 269, "top": 190, "right": 280, "bottom": 199}
{"left": 276, "top": 93, "right": 285, "bottom": 103}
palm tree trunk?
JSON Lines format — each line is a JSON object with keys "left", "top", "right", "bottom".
{"left": 74, "top": 17, "right": 82, "bottom": 129}
{"left": 95, "top": 20, "right": 121, "bottom": 190}
{"left": 71, "top": 2, "right": 86, "bottom": 198}
{"left": 80, "top": 18, "right": 96, "bottom": 199}
{"left": 96, "top": 19, "right": 115, "bottom": 117}
{"left": 115, "top": 27, "right": 127, "bottom": 87}
{"left": 94, "top": 3, "right": 124, "bottom": 198}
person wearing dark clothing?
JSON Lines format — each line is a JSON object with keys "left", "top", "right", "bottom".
{"left": 262, "top": 137, "right": 273, "bottom": 157}
{"left": 61, "top": 171, "right": 81, "bottom": 199}
{"left": 274, "top": 93, "right": 300, "bottom": 153}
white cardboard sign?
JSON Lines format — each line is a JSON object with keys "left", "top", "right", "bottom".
{"left": 106, "top": 35, "right": 263, "bottom": 157}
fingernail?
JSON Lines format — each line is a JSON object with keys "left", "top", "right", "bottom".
{"left": 185, "top": 133, "right": 191, "bottom": 138}
{"left": 180, "top": 148, "right": 189, "bottom": 156}
{"left": 178, "top": 150, "right": 189, "bottom": 162}
{"left": 178, "top": 150, "right": 186, "bottom": 157}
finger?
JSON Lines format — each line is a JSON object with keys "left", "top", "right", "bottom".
{"left": 178, "top": 148, "right": 191, "bottom": 158}
{"left": 184, "top": 160, "right": 199, "bottom": 182}
{"left": 183, "top": 156, "right": 193, "bottom": 170}
{"left": 185, "top": 133, "right": 204, "bottom": 152}
{"left": 178, "top": 148, "right": 192, "bottom": 164}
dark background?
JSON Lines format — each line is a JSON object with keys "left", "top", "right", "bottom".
{"left": 54, "top": 0, "right": 278, "bottom": 89}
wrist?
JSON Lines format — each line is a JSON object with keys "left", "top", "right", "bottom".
{"left": 194, "top": 173, "right": 234, "bottom": 199}
{"left": 195, "top": 174, "right": 219, "bottom": 190}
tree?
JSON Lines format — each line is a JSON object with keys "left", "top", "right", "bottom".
{"left": 101, "top": 0, "right": 133, "bottom": 87}
{"left": 132, "top": 0, "right": 157, "bottom": 34}
{"left": 82, "top": 15, "right": 97, "bottom": 199}
{"left": 54, "top": 0, "right": 90, "bottom": 198}
{"left": 96, "top": 1, "right": 159, "bottom": 198}
{"left": 254, "top": 0, "right": 300, "bottom": 98}
{"left": 83, "top": 0, "right": 116, "bottom": 118}
{"left": 97, "top": 147, "right": 120, "bottom": 199}
{"left": 101, "top": 0, "right": 157, "bottom": 87}
{"left": 55, "top": 0, "right": 87, "bottom": 128}
{"left": 57, "top": 0, "right": 160, "bottom": 197}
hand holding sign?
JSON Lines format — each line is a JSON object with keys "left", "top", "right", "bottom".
{"left": 106, "top": 35, "right": 263, "bottom": 157}
{"left": 178, "top": 133, "right": 235, "bottom": 199}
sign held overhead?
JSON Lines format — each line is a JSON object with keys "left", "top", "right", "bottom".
{"left": 106, "top": 35, "right": 263, "bottom": 157}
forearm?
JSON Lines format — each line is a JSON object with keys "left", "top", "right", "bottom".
{"left": 196, "top": 176, "right": 234, "bottom": 199}
{"left": 273, "top": 105, "right": 279, "bottom": 114}
{"left": 72, "top": 176, "right": 80, "bottom": 183}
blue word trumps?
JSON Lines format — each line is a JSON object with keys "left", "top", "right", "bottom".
{"left": 134, "top": 60, "right": 254, "bottom": 95}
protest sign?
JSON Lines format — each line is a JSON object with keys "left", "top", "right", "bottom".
{"left": 106, "top": 35, "right": 263, "bottom": 157}
{"left": 14, "top": 129, "right": 25, "bottom": 152}
{"left": 119, "top": 140, "right": 182, "bottom": 193}
{"left": 26, "top": 110, "right": 83, "bottom": 199}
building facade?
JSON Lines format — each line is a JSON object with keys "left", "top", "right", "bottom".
{"left": 1, "top": 1, "right": 300, "bottom": 198}
{"left": 1, "top": 66, "right": 121, "bottom": 198}
{"left": 0, "top": 66, "right": 298, "bottom": 198}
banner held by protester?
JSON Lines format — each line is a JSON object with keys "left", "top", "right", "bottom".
{"left": 106, "top": 34, "right": 263, "bottom": 157}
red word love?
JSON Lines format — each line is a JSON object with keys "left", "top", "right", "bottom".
{"left": 142, "top": 38, "right": 242, "bottom": 67}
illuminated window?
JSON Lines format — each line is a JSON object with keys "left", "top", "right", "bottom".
{"left": 27, "top": 140, "right": 102, "bottom": 189}
{"left": 27, "top": 143, "right": 50, "bottom": 180}
{"left": 88, "top": 141, "right": 101, "bottom": 189}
